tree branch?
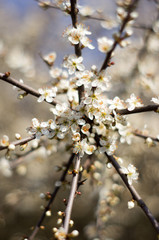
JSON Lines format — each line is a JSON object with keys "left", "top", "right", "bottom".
{"left": 70, "top": 0, "right": 84, "bottom": 104}
{"left": 100, "top": 0, "right": 139, "bottom": 72}
{"left": 0, "top": 135, "right": 35, "bottom": 151}
{"left": 0, "top": 73, "right": 58, "bottom": 106}
{"left": 28, "top": 153, "right": 75, "bottom": 240}
{"left": 63, "top": 154, "right": 81, "bottom": 234}
{"left": 105, "top": 153, "right": 159, "bottom": 234}
{"left": 133, "top": 130, "right": 159, "bottom": 143}
{"left": 95, "top": 133, "right": 159, "bottom": 234}
{"left": 117, "top": 104, "right": 159, "bottom": 115}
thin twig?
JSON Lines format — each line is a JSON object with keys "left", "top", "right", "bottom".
{"left": 133, "top": 130, "right": 159, "bottom": 142}
{"left": 10, "top": 144, "right": 41, "bottom": 169}
{"left": 35, "top": 0, "right": 152, "bottom": 31}
{"left": 95, "top": 133, "right": 159, "bottom": 234}
{"left": 105, "top": 153, "right": 159, "bottom": 234}
{"left": 0, "top": 73, "right": 58, "bottom": 106}
{"left": 100, "top": 0, "right": 139, "bottom": 72}
{"left": 63, "top": 154, "right": 81, "bottom": 234}
{"left": 117, "top": 104, "right": 159, "bottom": 115}
{"left": 28, "top": 153, "right": 75, "bottom": 240}
{"left": 0, "top": 135, "right": 35, "bottom": 151}
{"left": 70, "top": 0, "right": 84, "bottom": 104}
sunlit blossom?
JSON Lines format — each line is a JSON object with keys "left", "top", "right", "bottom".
{"left": 97, "top": 37, "right": 113, "bottom": 53}
{"left": 121, "top": 164, "right": 139, "bottom": 185}
{"left": 63, "top": 55, "right": 85, "bottom": 75}
{"left": 126, "top": 93, "right": 143, "bottom": 111}
{"left": 38, "top": 87, "right": 57, "bottom": 103}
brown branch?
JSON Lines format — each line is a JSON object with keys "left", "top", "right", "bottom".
{"left": 28, "top": 153, "right": 75, "bottom": 240}
{"left": 70, "top": 0, "right": 84, "bottom": 104}
{"left": 0, "top": 73, "right": 58, "bottom": 106}
{"left": 100, "top": 0, "right": 139, "bottom": 72}
{"left": 95, "top": 133, "right": 159, "bottom": 235}
{"left": 63, "top": 154, "right": 81, "bottom": 234}
{"left": 105, "top": 153, "right": 159, "bottom": 234}
{"left": 0, "top": 135, "right": 35, "bottom": 151}
{"left": 117, "top": 104, "right": 159, "bottom": 115}
{"left": 133, "top": 130, "right": 159, "bottom": 143}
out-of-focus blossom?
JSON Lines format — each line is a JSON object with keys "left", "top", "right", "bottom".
{"left": 0, "top": 135, "right": 9, "bottom": 147}
{"left": 128, "top": 200, "right": 135, "bottom": 209}
{"left": 0, "top": 157, "right": 12, "bottom": 177}
{"left": 101, "top": 17, "right": 118, "bottom": 29}
{"left": 5, "top": 46, "right": 35, "bottom": 77}
{"left": 151, "top": 96, "right": 159, "bottom": 104}
{"left": 79, "top": 6, "right": 95, "bottom": 17}
{"left": 97, "top": 37, "right": 113, "bottom": 53}
{"left": 42, "top": 52, "right": 56, "bottom": 66}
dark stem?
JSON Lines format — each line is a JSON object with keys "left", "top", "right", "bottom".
{"left": 117, "top": 104, "right": 159, "bottom": 115}
{"left": 0, "top": 73, "right": 58, "bottom": 106}
{"left": 28, "top": 153, "right": 75, "bottom": 240}
{"left": 0, "top": 135, "right": 35, "bottom": 151}
{"left": 100, "top": 0, "right": 139, "bottom": 71}
{"left": 95, "top": 133, "right": 159, "bottom": 234}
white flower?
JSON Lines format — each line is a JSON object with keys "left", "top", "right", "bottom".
{"left": 101, "top": 17, "right": 118, "bottom": 29}
{"left": 99, "top": 137, "right": 117, "bottom": 155}
{"left": 55, "top": 0, "right": 71, "bottom": 11}
{"left": 81, "top": 124, "right": 90, "bottom": 135}
{"left": 50, "top": 67, "right": 62, "bottom": 78}
{"left": 42, "top": 52, "right": 56, "bottom": 66}
{"left": 121, "top": 164, "right": 139, "bottom": 185}
{"left": 73, "top": 138, "right": 95, "bottom": 157}
{"left": 126, "top": 93, "right": 143, "bottom": 111}
{"left": 72, "top": 132, "right": 81, "bottom": 142}
{"left": 54, "top": 226, "right": 66, "bottom": 240}
{"left": 79, "top": 6, "right": 95, "bottom": 17}
{"left": 97, "top": 37, "right": 113, "bottom": 53}
{"left": 38, "top": 87, "right": 57, "bottom": 103}
{"left": 151, "top": 96, "right": 159, "bottom": 104}
{"left": 75, "top": 70, "right": 93, "bottom": 88}
{"left": 0, "top": 135, "right": 9, "bottom": 147}
{"left": 63, "top": 24, "right": 94, "bottom": 49}
{"left": 118, "top": 123, "right": 133, "bottom": 145}
{"left": 63, "top": 55, "right": 85, "bottom": 75}
{"left": 0, "top": 157, "right": 12, "bottom": 177}
{"left": 128, "top": 200, "right": 135, "bottom": 209}
{"left": 27, "top": 118, "right": 42, "bottom": 139}
{"left": 92, "top": 70, "right": 111, "bottom": 91}
{"left": 107, "top": 96, "right": 125, "bottom": 110}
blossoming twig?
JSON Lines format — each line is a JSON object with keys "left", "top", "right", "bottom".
{"left": 105, "top": 152, "right": 159, "bottom": 234}
{"left": 69, "top": 0, "right": 84, "bottom": 103}
{"left": 95, "top": 133, "right": 159, "bottom": 234}
{"left": 117, "top": 104, "right": 159, "bottom": 115}
{"left": 133, "top": 130, "right": 159, "bottom": 143}
{"left": 100, "top": 0, "right": 139, "bottom": 71}
{"left": 0, "top": 135, "right": 35, "bottom": 151}
{"left": 28, "top": 153, "right": 75, "bottom": 240}
{"left": 0, "top": 73, "right": 58, "bottom": 106}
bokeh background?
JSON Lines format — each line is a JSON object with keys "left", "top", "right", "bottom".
{"left": 0, "top": 0, "right": 159, "bottom": 240}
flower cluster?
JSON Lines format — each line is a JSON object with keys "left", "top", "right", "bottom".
{"left": 63, "top": 23, "right": 94, "bottom": 49}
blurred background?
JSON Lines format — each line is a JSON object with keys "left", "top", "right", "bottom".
{"left": 0, "top": 0, "right": 159, "bottom": 239}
